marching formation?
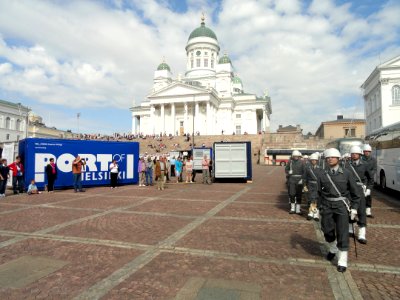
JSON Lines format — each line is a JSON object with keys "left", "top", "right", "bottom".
{"left": 285, "top": 145, "right": 376, "bottom": 273}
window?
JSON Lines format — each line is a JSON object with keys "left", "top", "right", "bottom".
{"left": 392, "top": 85, "right": 400, "bottom": 105}
{"left": 6, "top": 134, "right": 10, "bottom": 140}
{"left": 236, "top": 125, "right": 241, "bottom": 135}
{"left": 16, "top": 119, "right": 21, "bottom": 131}
{"left": 236, "top": 114, "right": 241, "bottom": 118}
{"left": 344, "top": 128, "right": 356, "bottom": 137}
{"left": 191, "top": 60, "right": 193, "bottom": 68}
{"left": 204, "top": 51, "right": 208, "bottom": 56}
{"left": 196, "top": 59, "right": 200, "bottom": 67}
{"left": 5, "top": 117, "right": 11, "bottom": 129}
{"left": 204, "top": 58, "right": 208, "bottom": 67}
{"left": 211, "top": 59, "right": 214, "bottom": 68}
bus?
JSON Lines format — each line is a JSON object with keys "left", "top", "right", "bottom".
{"left": 325, "top": 138, "right": 364, "bottom": 155}
{"left": 264, "top": 149, "right": 324, "bottom": 166}
{"left": 367, "top": 122, "right": 400, "bottom": 192}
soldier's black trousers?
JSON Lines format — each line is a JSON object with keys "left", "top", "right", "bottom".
{"left": 366, "top": 194, "right": 372, "bottom": 208}
{"left": 357, "top": 187, "right": 367, "bottom": 228}
{"left": 307, "top": 182, "right": 318, "bottom": 206}
{"left": 320, "top": 200, "right": 349, "bottom": 251}
{"left": 288, "top": 177, "right": 303, "bottom": 204}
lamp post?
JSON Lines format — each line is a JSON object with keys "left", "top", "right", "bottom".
{"left": 77, "top": 112, "right": 81, "bottom": 138}
{"left": 192, "top": 96, "right": 195, "bottom": 149}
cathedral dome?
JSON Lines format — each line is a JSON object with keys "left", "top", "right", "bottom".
{"left": 218, "top": 53, "right": 231, "bottom": 64}
{"left": 157, "top": 62, "right": 171, "bottom": 71}
{"left": 188, "top": 16, "right": 217, "bottom": 41}
{"left": 233, "top": 75, "right": 242, "bottom": 84}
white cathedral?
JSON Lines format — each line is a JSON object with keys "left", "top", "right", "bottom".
{"left": 130, "top": 16, "right": 272, "bottom": 136}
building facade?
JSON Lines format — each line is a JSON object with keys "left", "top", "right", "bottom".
{"left": 0, "top": 99, "right": 29, "bottom": 143}
{"left": 130, "top": 16, "right": 272, "bottom": 136}
{"left": 361, "top": 55, "right": 400, "bottom": 136}
{"left": 315, "top": 115, "right": 365, "bottom": 139}
{"left": 28, "top": 113, "right": 76, "bottom": 139}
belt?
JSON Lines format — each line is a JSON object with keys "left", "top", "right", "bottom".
{"left": 291, "top": 175, "right": 302, "bottom": 177}
{"left": 325, "top": 197, "right": 347, "bottom": 202}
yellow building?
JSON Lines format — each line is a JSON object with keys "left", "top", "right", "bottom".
{"left": 315, "top": 115, "right": 365, "bottom": 139}
{"left": 28, "top": 112, "right": 77, "bottom": 139}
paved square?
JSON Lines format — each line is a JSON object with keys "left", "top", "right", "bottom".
{"left": 128, "top": 199, "right": 219, "bottom": 216}
{"left": 0, "top": 165, "right": 398, "bottom": 299}
{"left": 103, "top": 253, "right": 334, "bottom": 299}
{"left": 52, "top": 212, "right": 194, "bottom": 244}
{"left": 0, "top": 207, "right": 95, "bottom": 232}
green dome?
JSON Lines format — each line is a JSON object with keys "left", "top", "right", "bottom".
{"left": 218, "top": 54, "right": 231, "bottom": 64}
{"left": 157, "top": 62, "right": 170, "bottom": 71}
{"left": 188, "top": 20, "right": 217, "bottom": 41}
{"left": 233, "top": 76, "right": 242, "bottom": 84}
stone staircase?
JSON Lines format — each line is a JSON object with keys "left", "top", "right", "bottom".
{"left": 136, "top": 132, "right": 330, "bottom": 163}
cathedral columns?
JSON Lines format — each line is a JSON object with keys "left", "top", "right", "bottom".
{"left": 160, "top": 104, "right": 165, "bottom": 133}
{"left": 206, "top": 102, "right": 210, "bottom": 135}
{"left": 171, "top": 103, "right": 175, "bottom": 135}
{"left": 184, "top": 103, "right": 188, "bottom": 134}
{"left": 150, "top": 105, "right": 155, "bottom": 134}
{"left": 195, "top": 102, "right": 199, "bottom": 134}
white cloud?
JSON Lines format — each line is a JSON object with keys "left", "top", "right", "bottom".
{"left": 0, "top": 0, "right": 399, "bottom": 134}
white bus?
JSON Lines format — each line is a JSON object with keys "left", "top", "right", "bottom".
{"left": 368, "top": 122, "right": 400, "bottom": 192}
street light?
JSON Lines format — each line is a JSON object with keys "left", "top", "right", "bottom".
{"left": 192, "top": 95, "right": 195, "bottom": 149}
{"left": 77, "top": 112, "right": 81, "bottom": 138}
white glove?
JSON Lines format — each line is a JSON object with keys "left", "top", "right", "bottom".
{"left": 350, "top": 209, "right": 357, "bottom": 221}
{"left": 288, "top": 170, "right": 293, "bottom": 175}
{"left": 362, "top": 185, "right": 367, "bottom": 194}
{"left": 365, "top": 189, "right": 371, "bottom": 197}
{"left": 298, "top": 179, "right": 303, "bottom": 185}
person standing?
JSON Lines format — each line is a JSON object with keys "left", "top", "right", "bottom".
{"left": 145, "top": 156, "right": 154, "bottom": 186}
{"left": 318, "top": 148, "right": 360, "bottom": 273}
{"left": 344, "top": 145, "right": 373, "bottom": 244}
{"left": 166, "top": 157, "right": 171, "bottom": 182}
{"left": 45, "top": 158, "right": 57, "bottom": 192}
{"left": 170, "top": 156, "right": 176, "bottom": 177}
{"left": 362, "top": 144, "right": 377, "bottom": 218}
{"left": 138, "top": 157, "right": 146, "bottom": 186}
{"left": 202, "top": 155, "right": 210, "bottom": 184}
{"left": 285, "top": 150, "right": 305, "bottom": 214}
{"left": 185, "top": 156, "right": 193, "bottom": 183}
{"left": 174, "top": 157, "right": 183, "bottom": 184}
{"left": 72, "top": 155, "right": 85, "bottom": 192}
{"left": 0, "top": 159, "right": 10, "bottom": 197}
{"left": 109, "top": 159, "right": 119, "bottom": 189}
{"left": 304, "top": 153, "right": 321, "bottom": 221}
{"left": 8, "top": 156, "right": 24, "bottom": 194}
{"left": 155, "top": 157, "right": 167, "bottom": 190}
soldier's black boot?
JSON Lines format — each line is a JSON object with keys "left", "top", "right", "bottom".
{"left": 326, "top": 252, "right": 336, "bottom": 261}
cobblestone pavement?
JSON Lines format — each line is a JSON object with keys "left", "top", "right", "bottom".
{"left": 0, "top": 165, "right": 399, "bottom": 299}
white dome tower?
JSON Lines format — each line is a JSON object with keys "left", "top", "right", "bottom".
{"left": 185, "top": 14, "right": 220, "bottom": 79}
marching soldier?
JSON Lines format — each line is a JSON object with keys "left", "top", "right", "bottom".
{"left": 285, "top": 150, "right": 305, "bottom": 214}
{"left": 304, "top": 153, "right": 321, "bottom": 221}
{"left": 344, "top": 145, "right": 373, "bottom": 244}
{"left": 318, "top": 148, "right": 360, "bottom": 273}
{"left": 362, "top": 144, "right": 377, "bottom": 218}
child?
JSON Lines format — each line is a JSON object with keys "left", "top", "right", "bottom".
{"left": 27, "top": 180, "right": 40, "bottom": 195}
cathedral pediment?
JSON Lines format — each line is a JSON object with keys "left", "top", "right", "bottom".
{"left": 148, "top": 82, "right": 209, "bottom": 98}
{"left": 379, "top": 55, "right": 400, "bottom": 68}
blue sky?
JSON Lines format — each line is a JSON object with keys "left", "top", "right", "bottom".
{"left": 0, "top": 0, "right": 399, "bottom": 134}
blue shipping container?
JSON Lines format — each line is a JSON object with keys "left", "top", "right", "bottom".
{"left": 19, "top": 138, "right": 139, "bottom": 189}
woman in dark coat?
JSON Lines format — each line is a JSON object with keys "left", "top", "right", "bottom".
{"left": 45, "top": 158, "right": 57, "bottom": 192}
